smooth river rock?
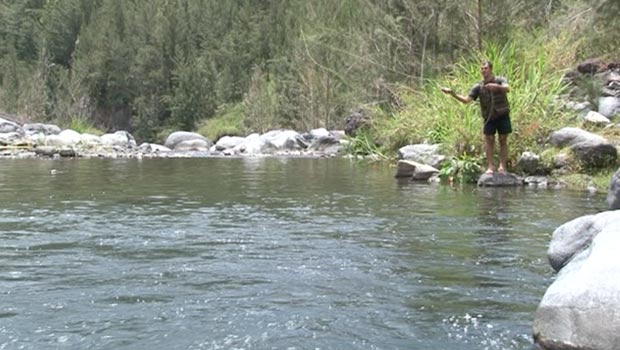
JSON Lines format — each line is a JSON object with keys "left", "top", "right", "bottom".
{"left": 534, "top": 210, "right": 620, "bottom": 350}
{"left": 477, "top": 172, "right": 522, "bottom": 187}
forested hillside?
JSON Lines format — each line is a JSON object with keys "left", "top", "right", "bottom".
{"left": 0, "top": 0, "right": 618, "bottom": 143}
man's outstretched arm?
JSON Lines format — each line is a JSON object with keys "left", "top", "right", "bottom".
{"left": 440, "top": 87, "right": 473, "bottom": 104}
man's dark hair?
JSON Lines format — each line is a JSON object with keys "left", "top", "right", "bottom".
{"left": 483, "top": 60, "right": 493, "bottom": 69}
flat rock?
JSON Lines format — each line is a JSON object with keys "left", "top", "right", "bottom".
{"left": 394, "top": 160, "right": 439, "bottom": 181}
{"left": 477, "top": 172, "right": 523, "bottom": 187}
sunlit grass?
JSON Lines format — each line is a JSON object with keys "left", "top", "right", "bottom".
{"left": 557, "top": 169, "right": 615, "bottom": 193}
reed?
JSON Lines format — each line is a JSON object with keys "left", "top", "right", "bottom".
{"left": 68, "top": 115, "right": 104, "bottom": 136}
{"left": 373, "top": 31, "right": 577, "bottom": 173}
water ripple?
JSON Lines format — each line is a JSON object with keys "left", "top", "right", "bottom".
{"left": 0, "top": 158, "right": 605, "bottom": 350}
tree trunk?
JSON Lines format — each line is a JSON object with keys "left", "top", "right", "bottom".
{"left": 477, "top": 0, "right": 482, "bottom": 52}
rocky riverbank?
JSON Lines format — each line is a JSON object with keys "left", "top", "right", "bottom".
{"left": 2, "top": 59, "right": 619, "bottom": 191}
{"left": 0, "top": 118, "right": 349, "bottom": 159}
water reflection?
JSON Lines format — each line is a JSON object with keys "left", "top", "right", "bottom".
{"left": 476, "top": 187, "right": 519, "bottom": 233}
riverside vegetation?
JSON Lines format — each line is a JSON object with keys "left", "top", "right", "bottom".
{"left": 0, "top": 0, "right": 619, "bottom": 190}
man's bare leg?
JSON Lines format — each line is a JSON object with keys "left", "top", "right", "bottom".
{"left": 498, "top": 134, "right": 508, "bottom": 173}
{"left": 485, "top": 134, "right": 495, "bottom": 174}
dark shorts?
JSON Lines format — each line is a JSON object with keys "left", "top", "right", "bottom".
{"left": 483, "top": 115, "right": 512, "bottom": 135}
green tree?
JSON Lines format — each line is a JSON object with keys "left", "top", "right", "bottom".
{"left": 39, "top": 0, "right": 98, "bottom": 67}
{"left": 72, "top": 0, "right": 135, "bottom": 130}
{"left": 1, "top": 0, "right": 618, "bottom": 144}
{"left": 167, "top": 57, "right": 215, "bottom": 131}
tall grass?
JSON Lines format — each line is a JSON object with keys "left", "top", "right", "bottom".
{"left": 373, "top": 31, "right": 577, "bottom": 170}
{"left": 68, "top": 115, "right": 104, "bottom": 136}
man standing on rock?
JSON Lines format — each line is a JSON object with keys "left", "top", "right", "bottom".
{"left": 441, "top": 61, "right": 511, "bottom": 174}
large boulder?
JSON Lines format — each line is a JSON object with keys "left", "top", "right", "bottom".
{"left": 598, "top": 96, "right": 620, "bottom": 118}
{"left": 571, "top": 140, "right": 617, "bottom": 168}
{"left": 301, "top": 128, "right": 345, "bottom": 156}
{"left": 174, "top": 139, "right": 210, "bottom": 152}
{"left": 23, "top": 123, "right": 61, "bottom": 136}
{"left": 261, "top": 130, "right": 307, "bottom": 150}
{"left": 0, "top": 117, "right": 22, "bottom": 134}
{"left": 547, "top": 210, "right": 620, "bottom": 272}
{"left": 607, "top": 168, "right": 620, "bottom": 210}
{"left": 398, "top": 144, "right": 446, "bottom": 169}
{"left": 549, "top": 127, "right": 606, "bottom": 147}
{"left": 517, "top": 151, "right": 545, "bottom": 175}
{"left": 534, "top": 211, "right": 620, "bottom": 350}
{"left": 80, "top": 133, "right": 102, "bottom": 147}
{"left": 100, "top": 131, "right": 137, "bottom": 148}
{"left": 34, "top": 146, "right": 76, "bottom": 158}
{"left": 45, "top": 129, "right": 82, "bottom": 147}
{"left": 214, "top": 136, "right": 245, "bottom": 151}
{"left": 233, "top": 133, "right": 267, "bottom": 155}
{"left": 549, "top": 127, "right": 617, "bottom": 168}
{"left": 164, "top": 131, "right": 211, "bottom": 150}
{"left": 26, "top": 133, "right": 46, "bottom": 146}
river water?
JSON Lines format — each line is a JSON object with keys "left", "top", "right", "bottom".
{"left": 0, "top": 157, "right": 605, "bottom": 350}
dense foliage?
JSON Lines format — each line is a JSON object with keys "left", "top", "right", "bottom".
{"left": 0, "top": 0, "right": 617, "bottom": 144}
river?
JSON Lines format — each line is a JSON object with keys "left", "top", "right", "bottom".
{"left": 0, "top": 157, "right": 606, "bottom": 349}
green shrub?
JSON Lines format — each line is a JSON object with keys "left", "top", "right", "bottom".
{"left": 67, "top": 115, "right": 104, "bottom": 136}
{"left": 196, "top": 103, "right": 247, "bottom": 142}
{"left": 345, "top": 129, "right": 387, "bottom": 160}
{"left": 242, "top": 67, "right": 281, "bottom": 133}
{"left": 438, "top": 154, "right": 483, "bottom": 184}
{"left": 558, "top": 170, "right": 615, "bottom": 193}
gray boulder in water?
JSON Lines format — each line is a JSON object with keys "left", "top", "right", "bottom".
{"left": 394, "top": 160, "right": 439, "bottom": 181}
{"left": 164, "top": 131, "right": 212, "bottom": 151}
{"left": 534, "top": 210, "right": 620, "bottom": 350}
{"left": 398, "top": 144, "right": 445, "bottom": 169}
{"left": 0, "top": 117, "right": 22, "bottom": 134}
{"left": 477, "top": 172, "right": 522, "bottom": 187}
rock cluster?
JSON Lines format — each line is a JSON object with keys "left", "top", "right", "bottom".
{"left": 566, "top": 58, "right": 620, "bottom": 120}
{"left": 0, "top": 117, "right": 348, "bottom": 159}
